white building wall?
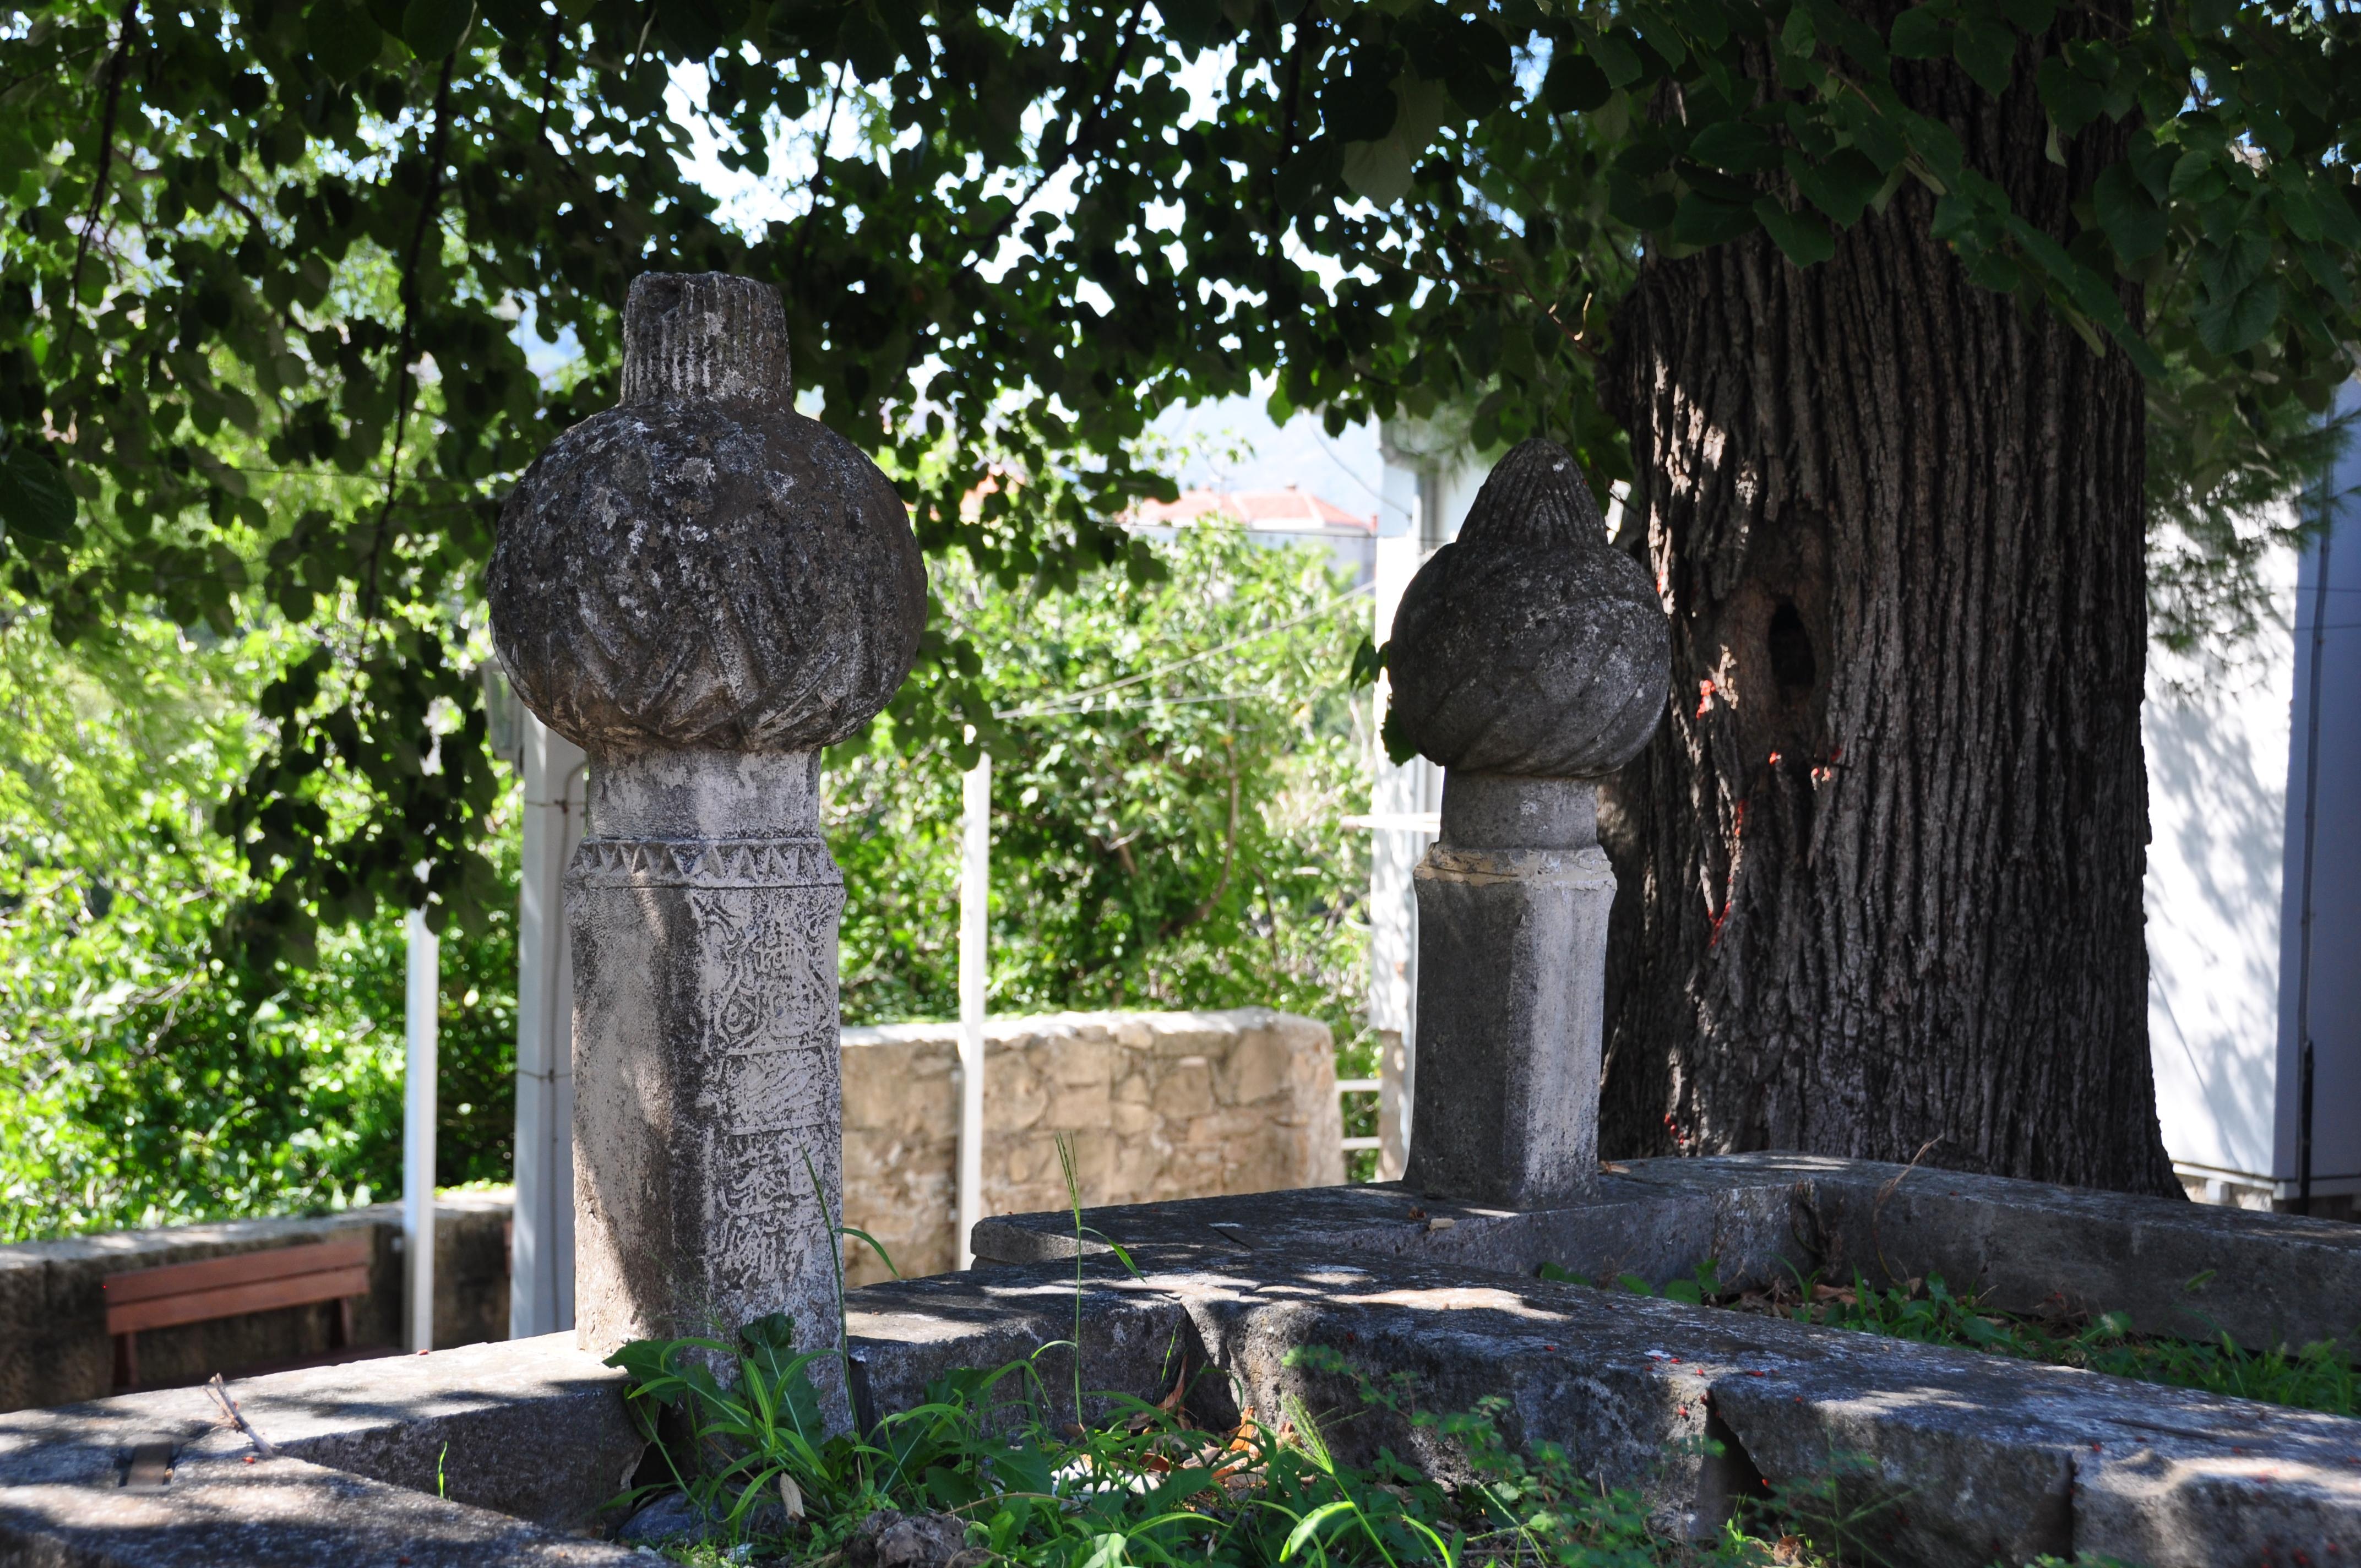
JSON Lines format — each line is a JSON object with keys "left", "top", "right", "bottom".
{"left": 2270, "top": 387, "right": 2361, "bottom": 1207}
{"left": 2145, "top": 531, "right": 2296, "bottom": 1197}
{"left": 2148, "top": 378, "right": 2361, "bottom": 1213}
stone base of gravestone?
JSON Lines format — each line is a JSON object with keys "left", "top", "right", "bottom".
{"left": 1402, "top": 773, "right": 1614, "bottom": 1208}
{"left": 568, "top": 748, "right": 845, "bottom": 1410}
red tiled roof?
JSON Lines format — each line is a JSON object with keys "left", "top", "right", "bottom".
{"left": 1130, "top": 487, "right": 1376, "bottom": 534}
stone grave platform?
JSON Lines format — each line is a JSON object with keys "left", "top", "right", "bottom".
{"left": 6, "top": 1155, "right": 2359, "bottom": 1568}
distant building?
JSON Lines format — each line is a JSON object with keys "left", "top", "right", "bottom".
{"left": 1129, "top": 487, "right": 1377, "bottom": 586}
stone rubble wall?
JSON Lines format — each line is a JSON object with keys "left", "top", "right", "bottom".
{"left": 840, "top": 1008, "right": 1344, "bottom": 1285}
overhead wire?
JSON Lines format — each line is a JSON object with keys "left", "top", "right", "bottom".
{"left": 993, "top": 577, "right": 1374, "bottom": 721}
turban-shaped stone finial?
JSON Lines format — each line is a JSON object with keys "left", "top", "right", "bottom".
{"left": 1388, "top": 439, "right": 1668, "bottom": 776}
{"left": 488, "top": 273, "right": 925, "bottom": 758}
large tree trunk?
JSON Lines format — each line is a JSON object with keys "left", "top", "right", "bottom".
{"left": 1597, "top": 13, "right": 2180, "bottom": 1196}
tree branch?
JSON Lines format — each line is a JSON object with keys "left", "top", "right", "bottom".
{"left": 59, "top": 2, "right": 139, "bottom": 364}
{"left": 965, "top": 0, "right": 1148, "bottom": 264}
{"left": 363, "top": 48, "right": 459, "bottom": 618}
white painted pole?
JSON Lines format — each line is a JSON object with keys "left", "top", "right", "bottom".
{"left": 403, "top": 906, "right": 439, "bottom": 1353}
{"left": 509, "top": 716, "right": 586, "bottom": 1340}
{"left": 956, "top": 749, "right": 990, "bottom": 1268}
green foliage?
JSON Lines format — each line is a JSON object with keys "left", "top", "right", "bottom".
{"left": 607, "top": 1317, "right": 1825, "bottom": 1568}
{"left": 1561, "top": 1259, "right": 2359, "bottom": 1419}
{"left": 0, "top": 597, "right": 518, "bottom": 1239}
{"left": 830, "top": 527, "right": 1372, "bottom": 1040}
{"left": 3, "top": 0, "right": 2352, "bottom": 970}
{"left": 0, "top": 529, "right": 1375, "bottom": 1240}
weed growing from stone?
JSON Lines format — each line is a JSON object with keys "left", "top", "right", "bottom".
{"left": 613, "top": 1147, "right": 1821, "bottom": 1567}
{"left": 605, "top": 1315, "right": 1832, "bottom": 1568}
{"left": 1545, "top": 1259, "right": 2357, "bottom": 1419}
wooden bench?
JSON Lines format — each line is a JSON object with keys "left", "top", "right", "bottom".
{"left": 102, "top": 1235, "right": 383, "bottom": 1392}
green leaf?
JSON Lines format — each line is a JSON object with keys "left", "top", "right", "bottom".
{"left": 1689, "top": 119, "right": 1782, "bottom": 173}
{"left": 2092, "top": 163, "right": 2166, "bottom": 262}
{"left": 1615, "top": 1272, "right": 1655, "bottom": 1296}
{"left": 2195, "top": 277, "right": 2281, "bottom": 356}
{"left": 602, "top": 1337, "right": 676, "bottom": 1392}
{"left": 2168, "top": 150, "right": 2220, "bottom": 201}
{"left": 1322, "top": 63, "right": 1399, "bottom": 144}
{"left": 1671, "top": 192, "right": 1759, "bottom": 248}
{"left": 1902, "top": 114, "right": 1965, "bottom": 182}
{"left": 1778, "top": 4, "right": 1818, "bottom": 59}
{"left": 1831, "top": 96, "right": 1910, "bottom": 174}
{"left": 1587, "top": 28, "right": 1646, "bottom": 89}
{"left": 1275, "top": 144, "right": 1340, "bottom": 214}
{"left": 2298, "top": 242, "right": 2356, "bottom": 311}
{"left": 1803, "top": 0, "right": 1888, "bottom": 71}
{"left": 1789, "top": 147, "right": 1885, "bottom": 227}
{"left": 1952, "top": 17, "right": 2016, "bottom": 96}
{"left": 1543, "top": 49, "right": 1611, "bottom": 115}
{"left": 1998, "top": 0, "right": 2055, "bottom": 31}
{"left": 2313, "top": 186, "right": 2361, "bottom": 249}
{"left": 306, "top": 1, "right": 385, "bottom": 80}
{"left": 1754, "top": 197, "right": 1836, "bottom": 267}
{"left": 1341, "top": 138, "right": 1413, "bottom": 205}
{"left": 1282, "top": 1501, "right": 1356, "bottom": 1560}
{"left": 2035, "top": 56, "right": 2104, "bottom": 135}
{"left": 1888, "top": 4, "right": 1952, "bottom": 60}
{"left": 1608, "top": 168, "right": 1676, "bottom": 230}
{"left": 0, "top": 445, "right": 78, "bottom": 547}
{"left": 400, "top": 0, "right": 475, "bottom": 57}
{"left": 1929, "top": 192, "right": 1982, "bottom": 245}
{"left": 2200, "top": 233, "right": 2271, "bottom": 301}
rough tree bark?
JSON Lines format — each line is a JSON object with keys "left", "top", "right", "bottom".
{"left": 1597, "top": 4, "right": 2181, "bottom": 1196}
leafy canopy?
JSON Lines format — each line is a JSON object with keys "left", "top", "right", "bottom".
{"left": 1, "top": 0, "right": 2353, "bottom": 957}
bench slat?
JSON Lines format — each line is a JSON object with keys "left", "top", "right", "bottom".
{"left": 101, "top": 1236, "right": 372, "bottom": 1307}
{"left": 106, "top": 1262, "right": 373, "bottom": 1336}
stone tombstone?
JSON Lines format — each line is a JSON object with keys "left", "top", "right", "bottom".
{"left": 487, "top": 273, "right": 925, "bottom": 1403}
{"left": 1386, "top": 439, "right": 1668, "bottom": 1207}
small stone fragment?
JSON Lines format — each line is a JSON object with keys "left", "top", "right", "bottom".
{"left": 846, "top": 1509, "right": 983, "bottom": 1568}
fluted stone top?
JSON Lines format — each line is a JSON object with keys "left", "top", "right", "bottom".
{"left": 488, "top": 273, "right": 925, "bottom": 756}
{"left": 619, "top": 273, "right": 793, "bottom": 408}
{"left": 1388, "top": 439, "right": 1668, "bottom": 777}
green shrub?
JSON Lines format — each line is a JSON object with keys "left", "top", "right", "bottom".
{"left": 2, "top": 525, "right": 1379, "bottom": 1239}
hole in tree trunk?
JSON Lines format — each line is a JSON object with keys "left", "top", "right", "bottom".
{"left": 1766, "top": 601, "right": 1815, "bottom": 699}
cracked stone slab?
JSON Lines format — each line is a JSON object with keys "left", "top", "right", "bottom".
{"left": 969, "top": 1171, "right": 1803, "bottom": 1292}
{"left": 1133, "top": 1250, "right": 2361, "bottom": 1568}
{"left": 0, "top": 1446, "right": 643, "bottom": 1568}
{"left": 0, "top": 1335, "right": 643, "bottom": 1537}
{"left": 846, "top": 1267, "right": 1216, "bottom": 1433}
{"left": 980, "top": 1153, "right": 2361, "bottom": 1362}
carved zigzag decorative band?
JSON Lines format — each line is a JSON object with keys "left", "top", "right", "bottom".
{"left": 567, "top": 836, "right": 842, "bottom": 890}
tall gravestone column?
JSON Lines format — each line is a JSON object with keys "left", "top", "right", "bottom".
{"left": 487, "top": 274, "right": 924, "bottom": 1398}
{"left": 1389, "top": 440, "right": 1669, "bottom": 1208}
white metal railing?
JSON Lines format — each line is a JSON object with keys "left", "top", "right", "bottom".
{"left": 1337, "top": 1077, "right": 1380, "bottom": 1153}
